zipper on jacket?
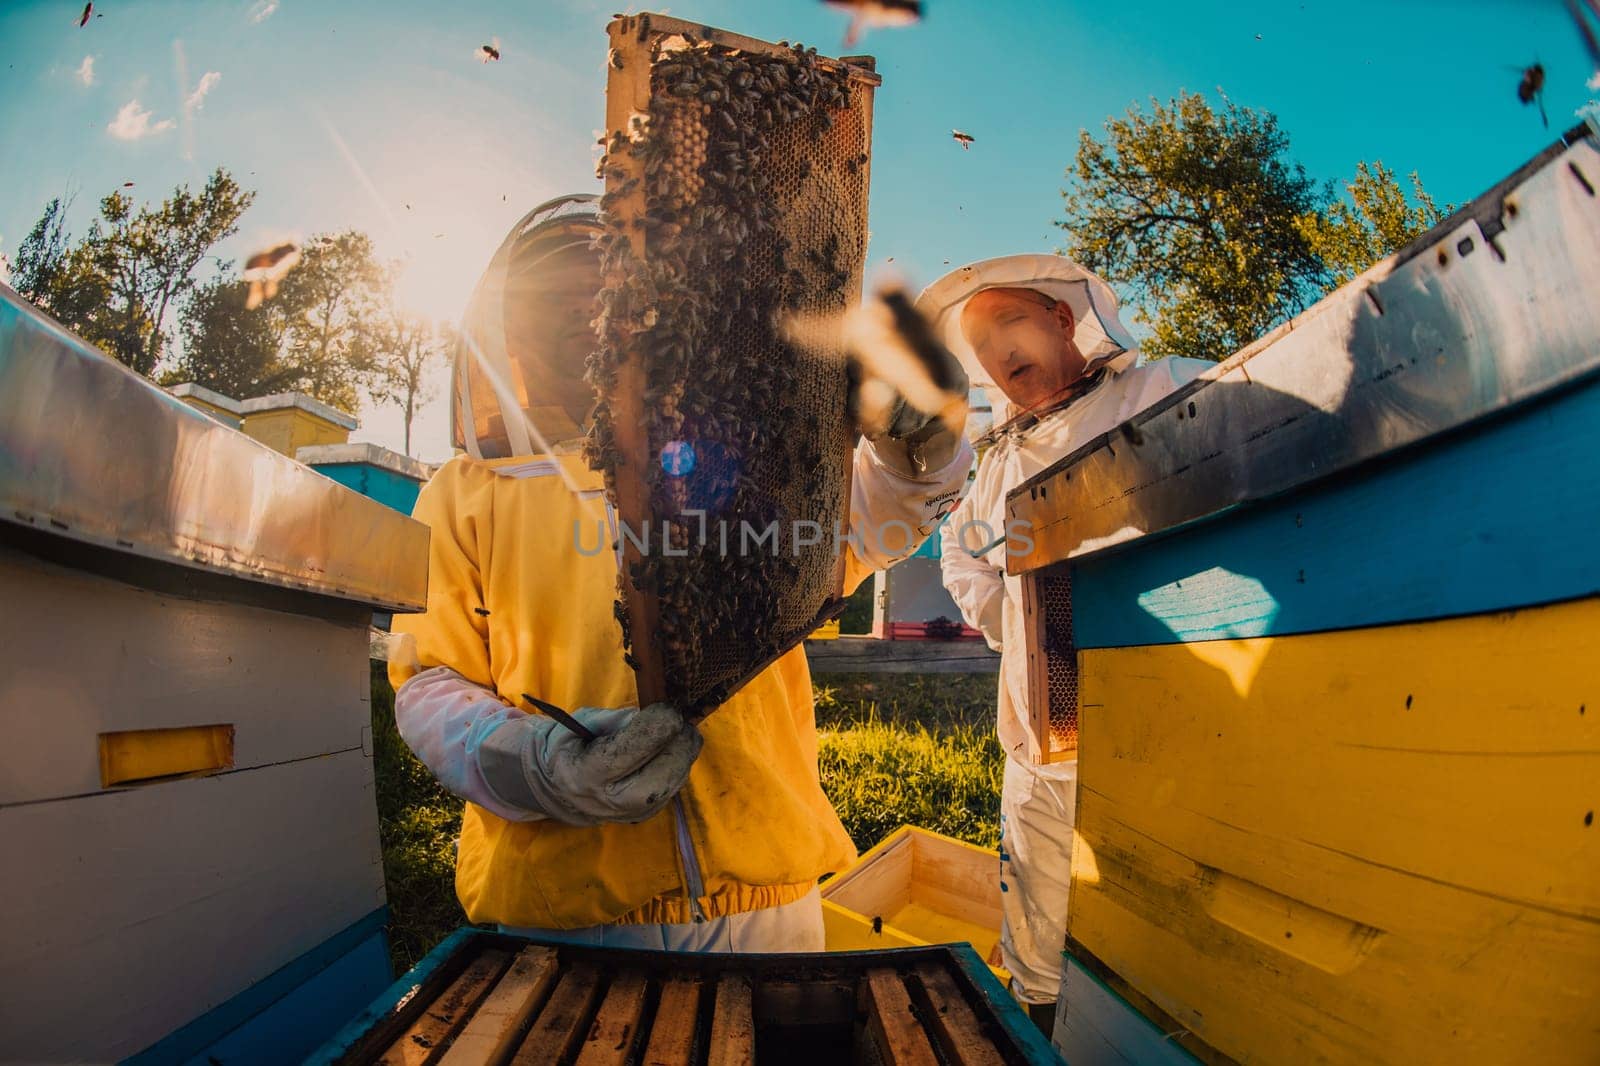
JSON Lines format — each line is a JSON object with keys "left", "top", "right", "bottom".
{"left": 671, "top": 795, "right": 708, "bottom": 923}
{"left": 604, "top": 497, "right": 707, "bottom": 923}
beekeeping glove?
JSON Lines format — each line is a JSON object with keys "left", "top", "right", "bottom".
{"left": 847, "top": 286, "right": 970, "bottom": 477}
{"left": 476, "top": 703, "right": 702, "bottom": 826}
{"left": 866, "top": 397, "right": 968, "bottom": 477}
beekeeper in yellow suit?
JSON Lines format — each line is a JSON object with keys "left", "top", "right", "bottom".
{"left": 921, "top": 255, "right": 1211, "bottom": 1024}
{"left": 389, "top": 195, "right": 974, "bottom": 951}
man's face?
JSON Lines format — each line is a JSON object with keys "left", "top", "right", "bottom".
{"left": 959, "top": 287, "right": 1088, "bottom": 410}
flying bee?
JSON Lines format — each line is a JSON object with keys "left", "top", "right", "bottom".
{"left": 477, "top": 38, "right": 501, "bottom": 63}
{"left": 241, "top": 240, "right": 301, "bottom": 310}
{"left": 1515, "top": 62, "right": 1548, "bottom": 127}
{"left": 952, "top": 129, "right": 975, "bottom": 149}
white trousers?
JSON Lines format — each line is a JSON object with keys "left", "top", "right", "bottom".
{"left": 499, "top": 887, "right": 825, "bottom": 953}
{"left": 999, "top": 754, "right": 1078, "bottom": 1004}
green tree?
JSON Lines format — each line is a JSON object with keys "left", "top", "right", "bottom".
{"left": 1299, "top": 161, "right": 1451, "bottom": 289}
{"left": 273, "top": 230, "right": 384, "bottom": 410}
{"left": 1060, "top": 93, "right": 1453, "bottom": 361}
{"left": 13, "top": 171, "right": 253, "bottom": 375}
{"left": 1059, "top": 91, "right": 1329, "bottom": 361}
{"left": 168, "top": 275, "right": 295, "bottom": 398}
{"left": 361, "top": 304, "right": 452, "bottom": 456}
{"left": 11, "top": 195, "right": 112, "bottom": 336}
{"left": 172, "top": 229, "right": 384, "bottom": 411}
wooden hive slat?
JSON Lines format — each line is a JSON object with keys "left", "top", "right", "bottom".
{"left": 320, "top": 935, "right": 1054, "bottom": 1064}
{"left": 599, "top": 14, "right": 667, "bottom": 706}
{"left": 907, "top": 964, "right": 1007, "bottom": 1066}
{"left": 705, "top": 974, "right": 755, "bottom": 1066}
{"left": 860, "top": 968, "right": 941, "bottom": 1066}
{"left": 640, "top": 975, "right": 703, "bottom": 1065}
{"left": 509, "top": 964, "right": 605, "bottom": 1065}
{"left": 377, "top": 949, "right": 510, "bottom": 1066}
{"left": 574, "top": 970, "right": 651, "bottom": 1065}
{"left": 435, "top": 946, "right": 559, "bottom": 1066}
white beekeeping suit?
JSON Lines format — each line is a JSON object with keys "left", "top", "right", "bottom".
{"left": 920, "top": 255, "right": 1211, "bottom": 1006}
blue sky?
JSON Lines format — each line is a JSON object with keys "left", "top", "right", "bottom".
{"left": 2, "top": 0, "right": 1595, "bottom": 460}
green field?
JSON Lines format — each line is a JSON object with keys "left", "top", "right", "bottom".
{"left": 371, "top": 664, "right": 1002, "bottom": 972}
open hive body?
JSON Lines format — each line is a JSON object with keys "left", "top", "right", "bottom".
{"left": 820, "top": 827, "right": 1010, "bottom": 984}
{"left": 311, "top": 931, "right": 1056, "bottom": 1065}
{"left": 590, "top": 14, "right": 879, "bottom": 716}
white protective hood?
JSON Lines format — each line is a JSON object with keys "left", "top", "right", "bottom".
{"left": 915, "top": 254, "right": 1141, "bottom": 420}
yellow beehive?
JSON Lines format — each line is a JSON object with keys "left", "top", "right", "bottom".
{"left": 239, "top": 392, "right": 356, "bottom": 457}
{"left": 821, "top": 826, "right": 1008, "bottom": 984}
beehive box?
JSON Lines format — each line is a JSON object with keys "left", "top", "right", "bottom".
{"left": 589, "top": 13, "right": 879, "bottom": 718}
{"left": 822, "top": 827, "right": 1008, "bottom": 984}
{"left": 0, "top": 285, "right": 429, "bottom": 1063}
{"left": 1007, "top": 126, "right": 1600, "bottom": 1063}
{"left": 307, "top": 929, "right": 1058, "bottom": 1065}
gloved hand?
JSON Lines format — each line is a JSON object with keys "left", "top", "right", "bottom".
{"left": 476, "top": 703, "right": 702, "bottom": 826}
{"left": 847, "top": 286, "right": 970, "bottom": 477}
{"left": 864, "top": 398, "right": 968, "bottom": 477}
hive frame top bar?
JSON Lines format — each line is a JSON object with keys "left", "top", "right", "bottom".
{"left": 1005, "top": 125, "right": 1600, "bottom": 575}
{"left": 609, "top": 12, "right": 882, "bottom": 85}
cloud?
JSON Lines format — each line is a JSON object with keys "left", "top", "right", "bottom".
{"left": 107, "top": 99, "right": 176, "bottom": 140}
{"left": 249, "top": 0, "right": 278, "bottom": 23}
{"left": 76, "top": 55, "right": 96, "bottom": 86}
{"left": 186, "top": 70, "right": 221, "bottom": 111}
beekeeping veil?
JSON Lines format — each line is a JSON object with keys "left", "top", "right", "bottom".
{"left": 452, "top": 194, "right": 603, "bottom": 459}
{"left": 915, "top": 254, "right": 1141, "bottom": 421}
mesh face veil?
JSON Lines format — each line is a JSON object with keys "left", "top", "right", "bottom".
{"left": 452, "top": 194, "right": 604, "bottom": 459}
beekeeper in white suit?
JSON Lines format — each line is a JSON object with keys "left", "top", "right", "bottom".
{"left": 920, "top": 255, "right": 1211, "bottom": 1026}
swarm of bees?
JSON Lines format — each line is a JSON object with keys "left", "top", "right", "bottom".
{"left": 586, "top": 34, "right": 865, "bottom": 713}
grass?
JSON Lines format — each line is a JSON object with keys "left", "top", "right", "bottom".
{"left": 369, "top": 664, "right": 466, "bottom": 973}
{"left": 369, "top": 664, "right": 1001, "bottom": 973}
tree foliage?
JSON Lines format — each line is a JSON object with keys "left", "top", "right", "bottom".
{"left": 1060, "top": 91, "right": 1327, "bottom": 361}
{"left": 360, "top": 299, "right": 452, "bottom": 456}
{"left": 168, "top": 230, "right": 385, "bottom": 412}
{"left": 1299, "top": 161, "right": 1450, "bottom": 289}
{"left": 13, "top": 171, "right": 253, "bottom": 375}
{"left": 173, "top": 235, "right": 448, "bottom": 449}
{"left": 1060, "top": 92, "right": 1451, "bottom": 361}
{"left": 12, "top": 195, "right": 109, "bottom": 335}
{"left": 12, "top": 175, "right": 447, "bottom": 451}
{"left": 169, "top": 275, "right": 296, "bottom": 399}
{"left": 273, "top": 231, "right": 386, "bottom": 408}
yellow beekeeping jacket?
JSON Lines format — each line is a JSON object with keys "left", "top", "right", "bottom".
{"left": 390, "top": 452, "right": 864, "bottom": 928}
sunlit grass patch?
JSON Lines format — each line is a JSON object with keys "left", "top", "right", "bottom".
{"left": 818, "top": 715, "right": 1003, "bottom": 852}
